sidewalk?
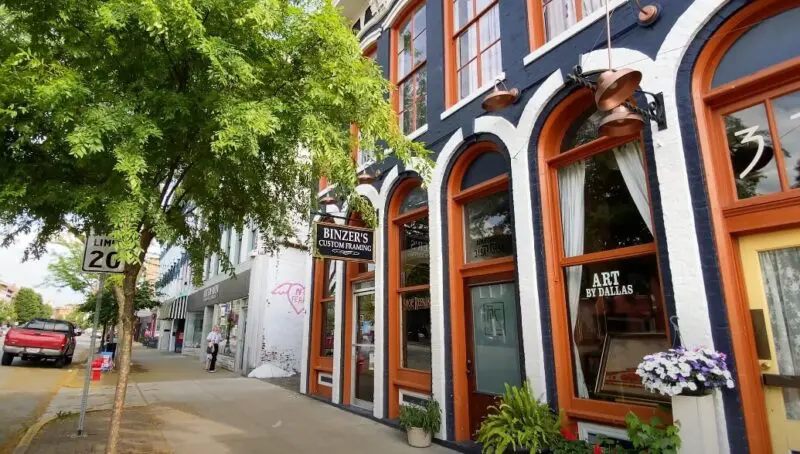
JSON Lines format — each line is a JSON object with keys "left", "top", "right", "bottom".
{"left": 24, "top": 345, "right": 454, "bottom": 454}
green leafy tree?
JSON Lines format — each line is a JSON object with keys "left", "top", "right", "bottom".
{"left": 0, "top": 300, "right": 15, "bottom": 324}
{"left": 45, "top": 236, "right": 100, "bottom": 295}
{"left": 64, "top": 307, "right": 90, "bottom": 329}
{"left": 11, "top": 287, "right": 45, "bottom": 323}
{"left": 0, "top": 3, "right": 428, "bottom": 449}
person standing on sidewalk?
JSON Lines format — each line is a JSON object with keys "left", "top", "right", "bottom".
{"left": 206, "top": 325, "right": 222, "bottom": 373}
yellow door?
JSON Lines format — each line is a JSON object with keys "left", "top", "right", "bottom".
{"left": 740, "top": 228, "right": 800, "bottom": 454}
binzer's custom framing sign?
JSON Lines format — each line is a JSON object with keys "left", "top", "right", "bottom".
{"left": 314, "top": 222, "right": 374, "bottom": 263}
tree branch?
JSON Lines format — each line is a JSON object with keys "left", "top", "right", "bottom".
{"left": 161, "top": 161, "right": 195, "bottom": 212}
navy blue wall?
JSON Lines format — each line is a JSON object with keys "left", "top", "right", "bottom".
{"left": 356, "top": 0, "right": 746, "bottom": 450}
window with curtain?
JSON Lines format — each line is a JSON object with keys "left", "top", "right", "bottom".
{"left": 530, "top": 0, "right": 603, "bottom": 48}
{"left": 396, "top": 3, "right": 427, "bottom": 134}
{"left": 452, "top": 0, "right": 502, "bottom": 101}
{"left": 554, "top": 102, "right": 669, "bottom": 404}
{"left": 395, "top": 186, "right": 431, "bottom": 371}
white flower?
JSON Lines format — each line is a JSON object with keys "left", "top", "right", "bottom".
{"left": 697, "top": 374, "right": 706, "bottom": 382}
{"left": 688, "top": 382, "right": 698, "bottom": 391}
{"left": 726, "top": 380, "right": 735, "bottom": 388}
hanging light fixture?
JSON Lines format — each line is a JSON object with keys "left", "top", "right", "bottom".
{"left": 357, "top": 169, "right": 376, "bottom": 185}
{"left": 598, "top": 105, "right": 644, "bottom": 137}
{"left": 319, "top": 195, "right": 337, "bottom": 206}
{"left": 482, "top": 80, "right": 520, "bottom": 112}
{"left": 594, "top": 68, "right": 642, "bottom": 112}
{"left": 630, "top": 0, "right": 661, "bottom": 26}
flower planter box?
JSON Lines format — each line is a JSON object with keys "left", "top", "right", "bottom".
{"left": 671, "top": 393, "right": 720, "bottom": 454}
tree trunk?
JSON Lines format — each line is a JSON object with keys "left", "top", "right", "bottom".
{"left": 106, "top": 230, "right": 153, "bottom": 454}
{"left": 100, "top": 323, "right": 108, "bottom": 352}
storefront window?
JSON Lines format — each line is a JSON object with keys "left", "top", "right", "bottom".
{"left": 190, "top": 313, "right": 204, "bottom": 347}
{"left": 321, "top": 301, "right": 335, "bottom": 357}
{"left": 401, "top": 217, "right": 430, "bottom": 287}
{"left": 323, "top": 259, "right": 336, "bottom": 298}
{"left": 549, "top": 98, "right": 668, "bottom": 406}
{"left": 402, "top": 290, "right": 431, "bottom": 371}
{"left": 215, "top": 299, "right": 243, "bottom": 358}
{"left": 464, "top": 191, "right": 513, "bottom": 263}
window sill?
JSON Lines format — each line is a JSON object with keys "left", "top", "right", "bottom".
{"left": 522, "top": 0, "right": 627, "bottom": 67}
{"left": 406, "top": 124, "right": 428, "bottom": 141}
{"left": 440, "top": 72, "right": 506, "bottom": 121}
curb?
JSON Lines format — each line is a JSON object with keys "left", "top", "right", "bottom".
{"left": 13, "top": 369, "right": 77, "bottom": 454}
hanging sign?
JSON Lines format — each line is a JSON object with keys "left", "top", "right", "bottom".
{"left": 314, "top": 222, "right": 374, "bottom": 262}
{"left": 584, "top": 271, "right": 634, "bottom": 298}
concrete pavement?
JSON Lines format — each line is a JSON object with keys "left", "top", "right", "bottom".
{"left": 24, "top": 345, "right": 455, "bottom": 454}
{"left": 0, "top": 335, "right": 89, "bottom": 454}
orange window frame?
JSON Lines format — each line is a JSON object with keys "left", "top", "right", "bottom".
{"left": 390, "top": 1, "right": 427, "bottom": 134}
{"left": 527, "top": 0, "right": 595, "bottom": 52}
{"left": 443, "top": 0, "right": 501, "bottom": 107}
{"left": 308, "top": 256, "right": 335, "bottom": 399}
{"left": 387, "top": 178, "right": 432, "bottom": 418}
{"left": 538, "top": 89, "right": 670, "bottom": 426}
{"left": 691, "top": 1, "right": 800, "bottom": 452}
{"left": 446, "top": 143, "right": 516, "bottom": 441}
{"left": 341, "top": 214, "right": 376, "bottom": 406}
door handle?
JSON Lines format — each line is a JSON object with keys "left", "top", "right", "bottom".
{"left": 762, "top": 374, "right": 800, "bottom": 389}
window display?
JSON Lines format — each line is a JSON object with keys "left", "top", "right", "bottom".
{"left": 215, "top": 299, "right": 243, "bottom": 358}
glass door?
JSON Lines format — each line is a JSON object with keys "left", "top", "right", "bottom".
{"left": 466, "top": 281, "right": 522, "bottom": 435}
{"left": 352, "top": 280, "right": 376, "bottom": 410}
{"left": 739, "top": 228, "right": 800, "bottom": 453}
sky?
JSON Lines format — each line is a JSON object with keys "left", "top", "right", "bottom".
{"left": 0, "top": 232, "right": 84, "bottom": 307}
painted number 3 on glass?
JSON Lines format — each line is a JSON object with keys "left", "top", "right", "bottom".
{"left": 734, "top": 111, "right": 800, "bottom": 179}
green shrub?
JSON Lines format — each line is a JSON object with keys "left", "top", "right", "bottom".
{"left": 398, "top": 399, "right": 442, "bottom": 435}
{"left": 476, "top": 383, "right": 560, "bottom": 454}
{"left": 623, "top": 413, "right": 680, "bottom": 454}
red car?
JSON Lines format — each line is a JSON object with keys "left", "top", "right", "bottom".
{"left": 2, "top": 318, "right": 79, "bottom": 367}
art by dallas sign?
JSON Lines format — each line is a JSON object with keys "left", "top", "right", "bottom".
{"left": 314, "top": 222, "right": 374, "bottom": 262}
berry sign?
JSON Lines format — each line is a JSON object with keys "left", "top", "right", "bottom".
{"left": 82, "top": 235, "right": 125, "bottom": 273}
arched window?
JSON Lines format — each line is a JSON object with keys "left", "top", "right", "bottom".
{"left": 539, "top": 89, "right": 669, "bottom": 423}
{"left": 447, "top": 143, "right": 522, "bottom": 441}
{"left": 342, "top": 209, "right": 376, "bottom": 410}
{"left": 309, "top": 220, "right": 338, "bottom": 399}
{"left": 693, "top": 3, "right": 800, "bottom": 452}
{"left": 388, "top": 178, "right": 431, "bottom": 419}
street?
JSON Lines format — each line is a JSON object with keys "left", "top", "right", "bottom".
{"left": 0, "top": 339, "right": 454, "bottom": 454}
{"left": 0, "top": 333, "right": 91, "bottom": 453}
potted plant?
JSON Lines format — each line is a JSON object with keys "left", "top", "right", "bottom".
{"left": 476, "top": 382, "right": 560, "bottom": 453}
{"left": 636, "top": 346, "right": 735, "bottom": 397}
{"left": 398, "top": 399, "right": 442, "bottom": 448}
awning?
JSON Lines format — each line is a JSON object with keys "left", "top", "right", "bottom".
{"left": 160, "top": 295, "right": 187, "bottom": 320}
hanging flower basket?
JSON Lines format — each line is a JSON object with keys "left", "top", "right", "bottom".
{"left": 636, "top": 347, "right": 735, "bottom": 397}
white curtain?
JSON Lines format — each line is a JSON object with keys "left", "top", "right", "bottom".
{"left": 544, "top": 0, "right": 576, "bottom": 42}
{"left": 582, "top": 0, "right": 604, "bottom": 17}
{"left": 614, "top": 142, "right": 653, "bottom": 234}
{"left": 559, "top": 160, "right": 589, "bottom": 398}
{"left": 760, "top": 247, "right": 800, "bottom": 420}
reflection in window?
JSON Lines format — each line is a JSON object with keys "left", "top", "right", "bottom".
{"left": 402, "top": 217, "right": 430, "bottom": 287}
{"left": 215, "top": 299, "right": 243, "bottom": 358}
{"left": 724, "top": 104, "right": 782, "bottom": 199}
{"left": 712, "top": 7, "right": 800, "bottom": 88}
{"left": 559, "top": 143, "right": 653, "bottom": 256}
{"left": 321, "top": 301, "right": 335, "bottom": 357}
{"left": 464, "top": 191, "right": 513, "bottom": 263}
{"left": 470, "top": 282, "right": 522, "bottom": 395}
{"left": 772, "top": 89, "right": 800, "bottom": 189}
{"left": 564, "top": 256, "right": 668, "bottom": 404}
{"left": 400, "top": 187, "right": 428, "bottom": 213}
{"left": 402, "top": 290, "right": 432, "bottom": 371}
{"left": 454, "top": 1, "right": 502, "bottom": 100}
{"left": 541, "top": 0, "right": 602, "bottom": 43}
{"left": 461, "top": 151, "right": 507, "bottom": 190}
{"left": 323, "top": 259, "right": 337, "bottom": 298}
{"left": 397, "top": 3, "right": 427, "bottom": 134}
{"left": 561, "top": 105, "right": 604, "bottom": 152}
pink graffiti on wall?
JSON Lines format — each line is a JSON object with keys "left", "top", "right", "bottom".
{"left": 272, "top": 283, "right": 306, "bottom": 314}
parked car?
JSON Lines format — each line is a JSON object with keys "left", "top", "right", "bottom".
{"left": 1, "top": 319, "right": 79, "bottom": 367}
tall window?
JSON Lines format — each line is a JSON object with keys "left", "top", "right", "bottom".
{"left": 394, "top": 3, "right": 427, "bottom": 135}
{"left": 319, "top": 259, "right": 337, "bottom": 357}
{"left": 388, "top": 180, "right": 431, "bottom": 417}
{"left": 541, "top": 90, "right": 669, "bottom": 422}
{"left": 528, "top": 0, "right": 603, "bottom": 50}
{"left": 355, "top": 47, "right": 378, "bottom": 167}
{"left": 447, "top": 145, "right": 522, "bottom": 440}
{"left": 447, "top": 0, "right": 502, "bottom": 103}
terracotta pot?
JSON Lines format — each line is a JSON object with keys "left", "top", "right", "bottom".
{"left": 407, "top": 427, "right": 432, "bottom": 448}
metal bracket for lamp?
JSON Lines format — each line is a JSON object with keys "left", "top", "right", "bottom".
{"left": 568, "top": 65, "right": 667, "bottom": 131}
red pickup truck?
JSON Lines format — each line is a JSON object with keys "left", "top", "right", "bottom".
{"left": 2, "top": 318, "right": 79, "bottom": 367}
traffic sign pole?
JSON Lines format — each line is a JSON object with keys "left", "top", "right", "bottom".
{"left": 76, "top": 273, "right": 106, "bottom": 436}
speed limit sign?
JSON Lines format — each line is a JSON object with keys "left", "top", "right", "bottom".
{"left": 82, "top": 235, "right": 125, "bottom": 273}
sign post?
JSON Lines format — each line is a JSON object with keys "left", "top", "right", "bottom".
{"left": 76, "top": 235, "right": 124, "bottom": 436}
